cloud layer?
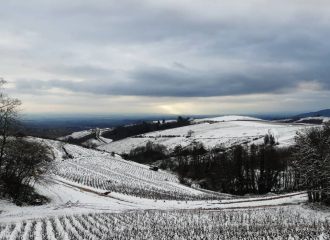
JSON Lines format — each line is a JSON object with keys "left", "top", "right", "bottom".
{"left": 1, "top": 0, "right": 330, "bottom": 113}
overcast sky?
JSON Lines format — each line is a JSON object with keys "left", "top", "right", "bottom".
{"left": 1, "top": 0, "right": 330, "bottom": 115}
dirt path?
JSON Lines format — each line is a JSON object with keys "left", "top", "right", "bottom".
{"left": 122, "top": 202, "right": 301, "bottom": 214}
{"left": 56, "top": 180, "right": 306, "bottom": 212}
{"left": 47, "top": 146, "right": 56, "bottom": 160}
{"left": 56, "top": 180, "right": 133, "bottom": 203}
{"left": 210, "top": 191, "right": 306, "bottom": 205}
{"left": 96, "top": 130, "right": 107, "bottom": 144}
{"left": 200, "top": 202, "right": 300, "bottom": 211}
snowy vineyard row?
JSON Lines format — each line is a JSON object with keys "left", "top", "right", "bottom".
{"left": 67, "top": 155, "right": 179, "bottom": 183}
{"left": 56, "top": 160, "right": 222, "bottom": 200}
{"left": 63, "top": 144, "right": 105, "bottom": 158}
{"left": 0, "top": 208, "right": 329, "bottom": 239}
{"left": 52, "top": 142, "right": 226, "bottom": 200}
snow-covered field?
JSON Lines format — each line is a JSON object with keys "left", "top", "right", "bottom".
{"left": 98, "top": 117, "right": 315, "bottom": 154}
{"left": 296, "top": 116, "right": 330, "bottom": 123}
{"left": 1, "top": 206, "right": 329, "bottom": 239}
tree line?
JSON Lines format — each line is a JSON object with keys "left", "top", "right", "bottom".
{"left": 163, "top": 139, "right": 294, "bottom": 195}
{"left": 127, "top": 122, "right": 330, "bottom": 205}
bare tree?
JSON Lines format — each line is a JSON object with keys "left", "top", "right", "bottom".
{"left": 187, "top": 130, "right": 194, "bottom": 137}
{"left": 0, "top": 79, "right": 53, "bottom": 204}
{"left": 0, "top": 78, "right": 22, "bottom": 173}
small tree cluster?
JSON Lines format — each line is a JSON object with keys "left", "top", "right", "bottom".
{"left": 186, "top": 130, "right": 194, "bottom": 137}
{"left": 264, "top": 134, "right": 276, "bottom": 145}
{"left": 128, "top": 141, "right": 168, "bottom": 164}
{"left": 1, "top": 138, "right": 53, "bottom": 202}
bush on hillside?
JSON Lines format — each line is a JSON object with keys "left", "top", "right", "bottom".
{"left": 0, "top": 79, "right": 53, "bottom": 205}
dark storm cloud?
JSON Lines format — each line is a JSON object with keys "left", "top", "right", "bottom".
{"left": 2, "top": 0, "right": 330, "bottom": 98}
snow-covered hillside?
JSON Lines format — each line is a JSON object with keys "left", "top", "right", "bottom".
{"left": 0, "top": 138, "right": 309, "bottom": 225}
{"left": 59, "top": 115, "right": 262, "bottom": 149}
{"left": 275, "top": 116, "right": 330, "bottom": 124}
{"left": 98, "top": 116, "right": 314, "bottom": 154}
{"left": 36, "top": 139, "right": 228, "bottom": 201}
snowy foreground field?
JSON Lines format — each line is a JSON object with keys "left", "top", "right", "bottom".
{"left": 98, "top": 116, "right": 314, "bottom": 154}
{"left": 1, "top": 207, "right": 329, "bottom": 239}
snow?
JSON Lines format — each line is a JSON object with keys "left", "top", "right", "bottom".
{"left": 0, "top": 181, "right": 129, "bottom": 224}
{"left": 98, "top": 117, "right": 313, "bottom": 153}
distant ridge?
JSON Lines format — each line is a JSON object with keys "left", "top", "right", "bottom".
{"left": 294, "top": 109, "right": 330, "bottom": 118}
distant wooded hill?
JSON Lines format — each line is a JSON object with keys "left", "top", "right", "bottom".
{"left": 294, "top": 109, "right": 330, "bottom": 118}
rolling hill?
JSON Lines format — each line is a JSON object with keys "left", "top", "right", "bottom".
{"left": 98, "top": 115, "right": 314, "bottom": 154}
